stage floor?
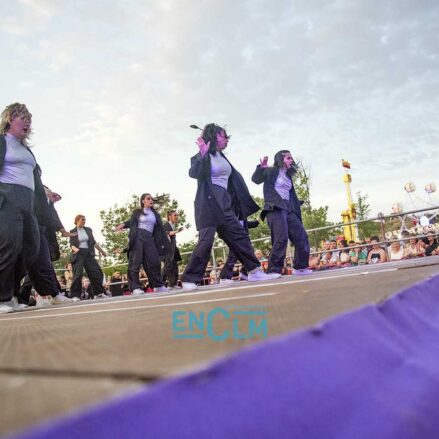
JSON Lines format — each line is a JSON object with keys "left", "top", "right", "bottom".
{"left": 2, "top": 256, "right": 439, "bottom": 437}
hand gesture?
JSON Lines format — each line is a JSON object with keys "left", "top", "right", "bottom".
{"left": 260, "top": 156, "right": 269, "bottom": 168}
{"left": 196, "top": 137, "right": 210, "bottom": 157}
{"left": 49, "top": 191, "right": 62, "bottom": 203}
{"left": 60, "top": 228, "right": 77, "bottom": 238}
{"left": 115, "top": 224, "right": 125, "bottom": 232}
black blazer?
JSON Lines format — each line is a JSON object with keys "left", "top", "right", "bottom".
{"left": 69, "top": 226, "right": 97, "bottom": 259}
{"left": 1, "top": 135, "right": 62, "bottom": 259}
{"left": 122, "top": 208, "right": 171, "bottom": 257}
{"left": 189, "top": 152, "right": 259, "bottom": 230}
{"left": 252, "top": 165, "right": 303, "bottom": 222}
{"left": 163, "top": 222, "right": 182, "bottom": 262}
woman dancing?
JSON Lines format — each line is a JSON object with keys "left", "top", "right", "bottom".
{"left": 0, "top": 103, "right": 40, "bottom": 313}
{"left": 252, "top": 150, "right": 311, "bottom": 275}
{"left": 181, "top": 123, "right": 280, "bottom": 291}
{"left": 116, "top": 193, "right": 170, "bottom": 294}
{"left": 69, "top": 215, "right": 109, "bottom": 299}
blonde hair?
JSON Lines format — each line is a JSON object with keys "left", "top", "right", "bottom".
{"left": 0, "top": 103, "right": 32, "bottom": 145}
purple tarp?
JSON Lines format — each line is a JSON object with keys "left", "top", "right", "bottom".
{"left": 10, "top": 274, "right": 439, "bottom": 439}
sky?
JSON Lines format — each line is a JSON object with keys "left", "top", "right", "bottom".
{"left": 2, "top": 0, "right": 438, "bottom": 245}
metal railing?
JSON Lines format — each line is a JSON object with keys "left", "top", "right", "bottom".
{"left": 55, "top": 205, "right": 439, "bottom": 287}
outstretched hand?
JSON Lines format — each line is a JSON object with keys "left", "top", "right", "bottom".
{"left": 196, "top": 137, "right": 210, "bottom": 157}
{"left": 260, "top": 156, "right": 269, "bottom": 168}
{"left": 59, "top": 228, "right": 76, "bottom": 238}
{"left": 115, "top": 224, "right": 125, "bottom": 232}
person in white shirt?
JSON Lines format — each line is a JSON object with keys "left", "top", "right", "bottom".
{"left": 0, "top": 103, "right": 40, "bottom": 314}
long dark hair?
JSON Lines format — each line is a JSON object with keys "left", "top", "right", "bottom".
{"left": 201, "top": 123, "right": 228, "bottom": 155}
{"left": 273, "top": 149, "right": 298, "bottom": 177}
{"left": 140, "top": 193, "right": 152, "bottom": 207}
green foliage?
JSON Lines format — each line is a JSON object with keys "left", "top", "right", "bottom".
{"left": 53, "top": 236, "right": 71, "bottom": 270}
{"left": 99, "top": 193, "right": 191, "bottom": 265}
{"left": 355, "top": 191, "right": 380, "bottom": 240}
{"left": 179, "top": 239, "right": 197, "bottom": 264}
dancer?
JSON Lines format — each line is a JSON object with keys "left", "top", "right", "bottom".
{"left": 115, "top": 193, "right": 171, "bottom": 294}
{"left": 162, "top": 210, "right": 183, "bottom": 288}
{"left": 0, "top": 103, "right": 40, "bottom": 313}
{"left": 69, "top": 215, "right": 109, "bottom": 299}
{"left": 21, "top": 181, "right": 74, "bottom": 305}
{"left": 252, "top": 150, "right": 311, "bottom": 275}
{"left": 181, "top": 123, "right": 281, "bottom": 291}
{"left": 219, "top": 217, "right": 260, "bottom": 284}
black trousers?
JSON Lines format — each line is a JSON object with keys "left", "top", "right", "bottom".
{"left": 162, "top": 245, "right": 179, "bottom": 287}
{"left": 128, "top": 229, "right": 164, "bottom": 290}
{"left": 266, "top": 208, "right": 310, "bottom": 273}
{"left": 0, "top": 184, "right": 40, "bottom": 301}
{"left": 27, "top": 227, "right": 60, "bottom": 298}
{"left": 182, "top": 186, "right": 259, "bottom": 283}
{"left": 70, "top": 249, "right": 105, "bottom": 299}
{"left": 219, "top": 250, "right": 248, "bottom": 279}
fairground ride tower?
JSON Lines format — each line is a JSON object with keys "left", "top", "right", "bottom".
{"left": 341, "top": 159, "right": 358, "bottom": 242}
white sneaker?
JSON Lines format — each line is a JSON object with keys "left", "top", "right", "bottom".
{"left": 181, "top": 282, "right": 198, "bottom": 291}
{"left": 293, "top": 268, "right": 313, "bottom": 275}
{"left": 248, "top": 268, "right": 281, "bottom": 282}
{"left": 95, "top": 293, "right": 111, "bottom": 299}
{"left": 239, "top": 272, "right": 248, "bottom": 281}
{"left": 0, "top": 296, "right": 26, "bottom": 313}
{"left": 51, "top": 294, "right": 73, "bottom": 305}
{"left": 132, "top": 288, "right": 145, "bottom": 296}
{"left": 71, "top": 297, "right": 81, "bottom": 303}
{"left": 154, "top": 286, "right": 169, "bottom": 293}
{"left": 219, "top": 279, "right": 234, "bottom": 285}
{"left": 36, "top": 294, "right": 53, "bottom": 308}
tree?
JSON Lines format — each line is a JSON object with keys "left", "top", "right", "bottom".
{"left": 99, "top": 193, "right": 191, "bottom": 266}
{"left": 53, "top": 236, "right": 71, "bottom": 271}
{"left": 355, "top": 191, "right": 380, "bottom": 240}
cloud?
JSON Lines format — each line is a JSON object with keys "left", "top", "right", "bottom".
{"left": 3, "top": 0, "right": 439, "bottom": 243}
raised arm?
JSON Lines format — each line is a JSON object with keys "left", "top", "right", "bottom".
{"left": 252, "top": 156, "right": 269, "bottom": 184}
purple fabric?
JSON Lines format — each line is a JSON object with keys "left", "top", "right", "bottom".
{"left": 10, "top": 274, "right": 439, "bottom": 439}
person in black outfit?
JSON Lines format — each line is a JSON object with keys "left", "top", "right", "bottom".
{"left": 162, "top": 210, "right": 183, "bottom": 288}
{"left": 0, "top": 103, "right": 40, "bottom": 313}
{"left": 252, "top": 150, "right": 311, "bottom": 275}
{"left": 420, "top": 232, "right": 438, "bottom": 256}
{"left": 108, "top": 271, "right": 125, "bottom": 297}
{"left": 219, "top": 217, "right": 260, "bottom": 283}
{"left": 19, "top": 181, "right": 74, "bottom": 305}
{"left": 181, "top": 123, "right": 281, "bottom": 291}
{"left": 115, "top": 193, "right": 171, "bottom": 294}
{"left": 69, "top": 215, "right": 108, "bottom": 299}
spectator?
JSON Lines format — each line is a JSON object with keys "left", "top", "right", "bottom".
{"left": 404, "top": 234, "right": 424, "bottom": 258}
{"left": 367, "top": 236, "right": 387, "bottom": 264}
{"left": 308, "top": 253, "right": 320, "bottom": 269}
{"left": 64, "top": 262, "right": 73, "bottom": 290}
{"left": 255, "top": 249, "right": 268, "bottom": 272}
{"left": 329, "top": 240, "right": 340, "bottom": 266}
{"left": 109, "top": 271, "right": 124, "bottom": 297}
{"left": 420, "top": 232, "right": 438, "bottom": 256}
{"left": 388, "top": 241, "right": 404, "bottom": 261}
{"left": 338, "top": 239, "right": 350, "bottom": 266}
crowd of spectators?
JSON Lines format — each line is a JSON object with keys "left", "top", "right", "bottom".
{"left": 28, "top": 227, "right": 438, "bottom": 304}
{"left": 307, "top": 229, "right": 439, "bottom": 272}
